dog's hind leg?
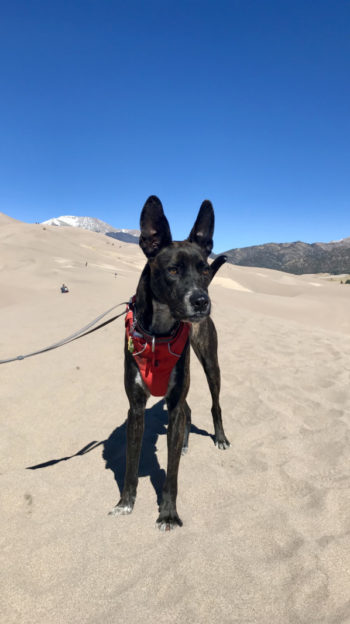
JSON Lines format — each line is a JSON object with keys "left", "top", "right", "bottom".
{"left": 191, "top": 318, "right": 230, "bottom": 450}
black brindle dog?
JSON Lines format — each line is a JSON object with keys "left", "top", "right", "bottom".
{"left": 110, "top": 196, "right": 230, "bottom": 530}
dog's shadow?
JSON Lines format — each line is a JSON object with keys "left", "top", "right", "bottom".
{"left": 27, "top": 400, "right": 211, "bottom": 505}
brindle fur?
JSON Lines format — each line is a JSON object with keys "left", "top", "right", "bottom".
{"left": 109, "top": 196, "right": 229, "bottom": 530}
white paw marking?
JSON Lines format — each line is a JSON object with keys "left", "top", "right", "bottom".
{"left": 108, "top": 505, "right": 132, "bottom": 516}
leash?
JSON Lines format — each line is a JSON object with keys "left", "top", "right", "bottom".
{"left": 0, "top": 301, "right": 128, "bottom": 365}
{"left": 1, "top": 256, "right": 229, "bottom": 366}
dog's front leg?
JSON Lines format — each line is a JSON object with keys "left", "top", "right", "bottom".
{"left": 157, "top": 351, "right": 190, "bottom": 530}
{"left": 109, "top": 402, "right": 146, "bottom": 516}
{"left": 157, "top": 403, "right": 186, "bottom": 530}
{"left": 181, "top": 401, "right": 191, "bottom": 454}
{"left": 191, "top": 318, "right": 230, "bottom": 449}
{"left": 109, "top": 351, "right": 148, "bottom": 517}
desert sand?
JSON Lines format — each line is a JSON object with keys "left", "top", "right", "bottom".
{"left": 1, "top": 212, "right": 350, "bottom": 624}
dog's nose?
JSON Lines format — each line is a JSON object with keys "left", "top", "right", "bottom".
{"left": 190, "top": 291, "right": 210, "bottom": 312}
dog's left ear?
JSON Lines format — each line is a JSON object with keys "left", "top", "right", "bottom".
{"left": 209, "top": 254, "right": 227, "bottom": 282}
{"left": 188, "top": 200, "right": 214, "bottom": 257}
{"left": 139, "top": 195, "right": 172, "bottom": 258}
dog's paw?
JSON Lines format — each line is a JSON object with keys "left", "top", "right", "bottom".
{"left": 215, "top": 438, "right": 231, "bottom": 450}
{"left": 108, "top": 502, "right": 133, "bottom": 516}
{"left": 181, "top": 445, "right": 188, "bottom": 455}
{"left": 156, "top": 510, "right": 183, "bottom": 531}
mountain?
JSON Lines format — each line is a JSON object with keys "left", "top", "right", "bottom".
{"left": 222, "top": 237, "right": 350, "bottom": 275}
{"left": 41, "top": 215, "right": 139, "bottom": 244}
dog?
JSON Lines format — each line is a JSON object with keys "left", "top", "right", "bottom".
{"left": 110, "top": 195, "right": 230, "bottom": 530}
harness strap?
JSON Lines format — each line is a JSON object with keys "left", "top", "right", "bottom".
{"left": 125, "top": 300, "right": 191, "bottom": 396}
{"left": 127, "top": 296, "right": 181, "bottom": 345}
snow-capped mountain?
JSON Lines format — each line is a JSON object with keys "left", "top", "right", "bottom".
{"left": 41, "top": 216, "right": 139, "bottom": 244}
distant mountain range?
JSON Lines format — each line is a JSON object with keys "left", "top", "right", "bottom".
{"left": 41, "top": 215, "right": 140, "bottom": 244}
{"left": 222, "top": 238, "right": 350, "bottom": 275}
{"left": 41, "top": 215, "right": 350, "bottom": 274}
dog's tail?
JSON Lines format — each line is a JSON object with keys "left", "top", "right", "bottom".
{"left": 209, "top": 255, "right": 227, "bottom": 283}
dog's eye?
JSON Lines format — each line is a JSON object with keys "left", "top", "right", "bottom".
{"left": 168, "top": 266, "right": 178, "bottom": 275}
{"left": 198, "top": 261, "right": 210, "bottom": 276}
{"left": 199, "top": 264, "right": 210, "bottom": 276}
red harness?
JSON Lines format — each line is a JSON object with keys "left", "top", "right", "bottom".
{"left": 125, "top": 298, "right": 191, "bottom": 397}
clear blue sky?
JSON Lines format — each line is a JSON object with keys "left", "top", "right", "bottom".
{"left": 1, "top": 0, "right": 349, "bottom": 252}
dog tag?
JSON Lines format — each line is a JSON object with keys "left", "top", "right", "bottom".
{"left": 128, "top": 336, "right": 134, "bottom": 353}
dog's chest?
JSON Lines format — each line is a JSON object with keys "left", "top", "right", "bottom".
{"left": 150, "top": 300, "right": 176, "bottom": 335}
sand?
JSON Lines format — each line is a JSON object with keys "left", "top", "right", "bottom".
{"left": 1, "top": 213, "right": 350, "bottom": 624}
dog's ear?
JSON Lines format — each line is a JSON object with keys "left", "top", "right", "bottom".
{"left": 139, "top": 196, "right": 172, "bottom": 258}
{"left": 188, "top": 200, "right": 214, "bottom": 257}
{"left": 209, "top": 254, "right": 227, "bottom": 282}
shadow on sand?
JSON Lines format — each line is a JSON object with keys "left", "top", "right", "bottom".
{"left": 27, "top": 400, "right": 212, "bottom": 505}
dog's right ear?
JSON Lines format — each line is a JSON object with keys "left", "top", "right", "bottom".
{"left": 139, "top": 196, "right": 172, "bottom": 258}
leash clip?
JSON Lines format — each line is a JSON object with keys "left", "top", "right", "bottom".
{"left": 152, "top": 336, "right": 155, "bottom": 352}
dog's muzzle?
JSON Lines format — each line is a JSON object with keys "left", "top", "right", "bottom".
{"left": 186, "top": 290, "right": 210, "bottom": 320}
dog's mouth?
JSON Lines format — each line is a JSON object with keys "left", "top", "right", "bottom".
{"left": 173, "top": 307, "right": 210, "bottom": 324}
{"left": 187, "top": 313, "right": 208, "bottom": 323}
{"left": 185, "top": 307, "right": 211, "bottom": 323}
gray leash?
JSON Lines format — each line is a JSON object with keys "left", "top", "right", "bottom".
{"left": 0, "top": 302, "right": 128, "bottom": 365}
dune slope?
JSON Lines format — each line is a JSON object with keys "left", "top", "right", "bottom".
{"left": 1, "top": 217, "right": 350, "bottom": 624}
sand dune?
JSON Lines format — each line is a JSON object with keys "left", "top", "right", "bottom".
{"left": 1, "top": 215, "right": 350, "bottom": 623}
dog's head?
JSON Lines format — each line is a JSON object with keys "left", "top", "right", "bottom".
{"left": 139, "top": 196, "right": 226, "bottom": 323}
